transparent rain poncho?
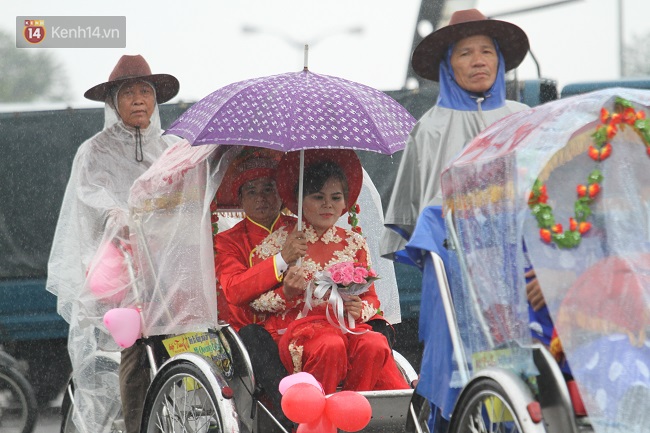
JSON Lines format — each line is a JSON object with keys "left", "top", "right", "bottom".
{"left": 441, "top": 88, "right": 650, "bottom": 433}
{"left": 49, "top": 130, "right": 401, "bottom": 432}
{"left": 46, "top": 100, "right": 178, "bottom": 433}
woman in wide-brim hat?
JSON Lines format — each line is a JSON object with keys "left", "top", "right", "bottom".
{"left": 85, "top": 54, "right": 179, "bottom": 133}
{"left": 47, "top": 54, "right": 181, "bottom": 433}
{"left": 84, "top": 54, "right": 179, "bottom": 105}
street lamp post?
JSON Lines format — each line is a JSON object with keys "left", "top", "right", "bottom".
{"left": 241, "top": 24, "right": 363, "bottom": 51}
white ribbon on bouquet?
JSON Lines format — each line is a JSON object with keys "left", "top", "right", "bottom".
{"left": 302, "top": 269, "right": 373, "bottom": 334}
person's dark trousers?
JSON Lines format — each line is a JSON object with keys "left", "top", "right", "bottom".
{"left": 238, "top": 324, "right": 293, "bottom": 430}
{"left": 119, "top": 343, "right": 151, "bottom": 433}
{"left": 368, "top": 318, "right": 396, "bottom": 350}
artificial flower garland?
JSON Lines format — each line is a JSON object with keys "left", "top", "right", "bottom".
{"left": 347, "top": 203, "right": 362, "bottom": 234}
{"left": 528, "top": 97, "right": 650, "bottom": 249}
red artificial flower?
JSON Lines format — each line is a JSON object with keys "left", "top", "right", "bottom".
{"left": 576, "top": 184, "right": 587, "bottom": 197}
{"left": 588, "top": 144, "right": 612, "bottom": 162}
{"left": 347, "top": 216, "right": 353, "bottom": 224}
{"left": 354, "top": 204, "right": 361, "bottom": 214}
{"left": 588, "top": 183, "right": 600, "bottom": 198}
{"left": 529, "top": 185, "right": 548, "bottom": 205}
{"left": 352, "top": 225, "right": 362, "bottom": 234}
{"left": 538, "top": 185, "right": 548, "bottom": 203}
{"left": 599, "top": 143, "right": 612, "bottom": 160}
{"left": 540, "top": 228, "right": 552, "bottom": 243}
{"left": 610, "top": 113, "right": 622, "bottom": 126}
{"left": 638, "top": 111, "right": 647, "bottom": 120}
{"left": 578, "top": 221, "right": 591, "bottom": 234}
{"left": 600, "top": 108, "right": 609, "bottom": 123}
{"left": 646, "top": 146, "right": 650, "bottom": 156}
{"left": 606, "top": 123, "right": 618, "bottom": 139}
{"left": 569, "top": 217, "right": 578, "bottom": 231}
{"left": 622, "top": 107, "right": 637, "bottom": 125}
{"left": 552, "top": 223, "right": 563, "bottom": 234}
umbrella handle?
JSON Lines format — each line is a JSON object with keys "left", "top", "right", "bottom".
{"left": 297, "top": 150, "right": 304, "bottom": 231}
{"left": 295, "top": 150, "right": 305, "bottom": 267}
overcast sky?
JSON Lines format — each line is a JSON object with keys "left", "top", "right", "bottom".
{"left": 3, "top": 0, "right": 649, "bottom": 107}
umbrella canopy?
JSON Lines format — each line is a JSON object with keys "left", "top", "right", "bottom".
{"left": 165, "top": 69, "right": 415, "bottom": 155}
{"left": 439, "top": 87, "right": 650, "bottom": 433}
{"left": 166, "top": 68, "right": 416, "bottom": 230}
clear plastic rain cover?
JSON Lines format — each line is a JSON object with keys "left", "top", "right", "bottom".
{"left": 442, "top": 88, "right": 650, "bottom": 433}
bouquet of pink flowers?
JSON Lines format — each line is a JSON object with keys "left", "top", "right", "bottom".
{"left": 306, "top": 261, "right": 379, "bottom": 333}
{"left": 326, "top": 261, "right": 379, "bottom": 297}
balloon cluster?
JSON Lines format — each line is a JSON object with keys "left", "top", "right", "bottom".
{"left": 279, "top": 372, "right": 372, "bottom": 433}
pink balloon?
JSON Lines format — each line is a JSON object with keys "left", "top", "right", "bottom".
{"left": 89, "top": 241, "right": 129, "bottom": 303}
{"left": 297, "top": 414, "right": 337, "bottom": 433}
{"left": 103, "top": 308, "right": 141, "bottom": 348}
{"left": 281, "top": 383, "right": 326, "bottom": 424}
{"left": 325, "top": 391, "right": 372, "bottom": 432}
{"left": 279, "top": 372, "right": 324, "bottom": 395}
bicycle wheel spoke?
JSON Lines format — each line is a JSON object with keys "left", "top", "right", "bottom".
{"left": 143, "top": 363, "right": 221, "bottom": 433}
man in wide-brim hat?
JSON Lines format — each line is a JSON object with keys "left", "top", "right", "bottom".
{"left": 383, "top": 8, "right": 530, "bottom": 257}
{"left": 380, "top": 9, "right": 532, "bottom": 431}
{"left": 47, "top": 54, "right": 180, "bottom": 433}
{"left": 411, "top": 8, "right": 529, "bottom": 82}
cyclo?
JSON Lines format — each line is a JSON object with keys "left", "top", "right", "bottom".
{"left": 408, "top": 88, "right": 650, "bottom": 433}
{"left": 61, "top": 139, "right": 421, "bottom": 433}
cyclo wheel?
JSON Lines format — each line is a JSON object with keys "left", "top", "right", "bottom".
{"left": 448, "top": 377, "right": 525, "bottom": 433}
{"left": 0, "top": 362, "right": 38, "bottom": 433}
{"left": 141, "top": 361, "right": 222, "bottom": 433}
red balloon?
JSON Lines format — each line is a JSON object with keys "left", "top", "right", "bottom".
{"left": 297, "top": 415, "right": 337, "bottom": 433}
{"left": 325, "top": 391, "right": 372, "bottom": 432}
{"left": 281, "top": 383, "right": 326, "bottom": 424}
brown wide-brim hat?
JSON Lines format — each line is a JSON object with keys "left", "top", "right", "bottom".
{"left": 84, "top": 54, "right": 180, "bottom": 103}
{"left": 412, "top": 8, "right": 529, "bottom": 82}
{"left": 276, "top": 149, "right": 362, "bottom": 217}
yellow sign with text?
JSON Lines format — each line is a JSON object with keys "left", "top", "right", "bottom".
{"left": 162, "top": 331, "right": 233, "bottom": 380}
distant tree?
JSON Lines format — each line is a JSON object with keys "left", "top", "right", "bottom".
{"left": 0, "top": 29, "right": 70, "bottom": 102}
{"left": 623, "top": 31, "right": 650, "bottom": 77}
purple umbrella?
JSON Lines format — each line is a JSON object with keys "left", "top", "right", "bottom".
{"left": 165, "top": 69, "right": 414, "bottom": 154}
{"left": 165, "top": 63, "right": 416, "bottom": 227}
